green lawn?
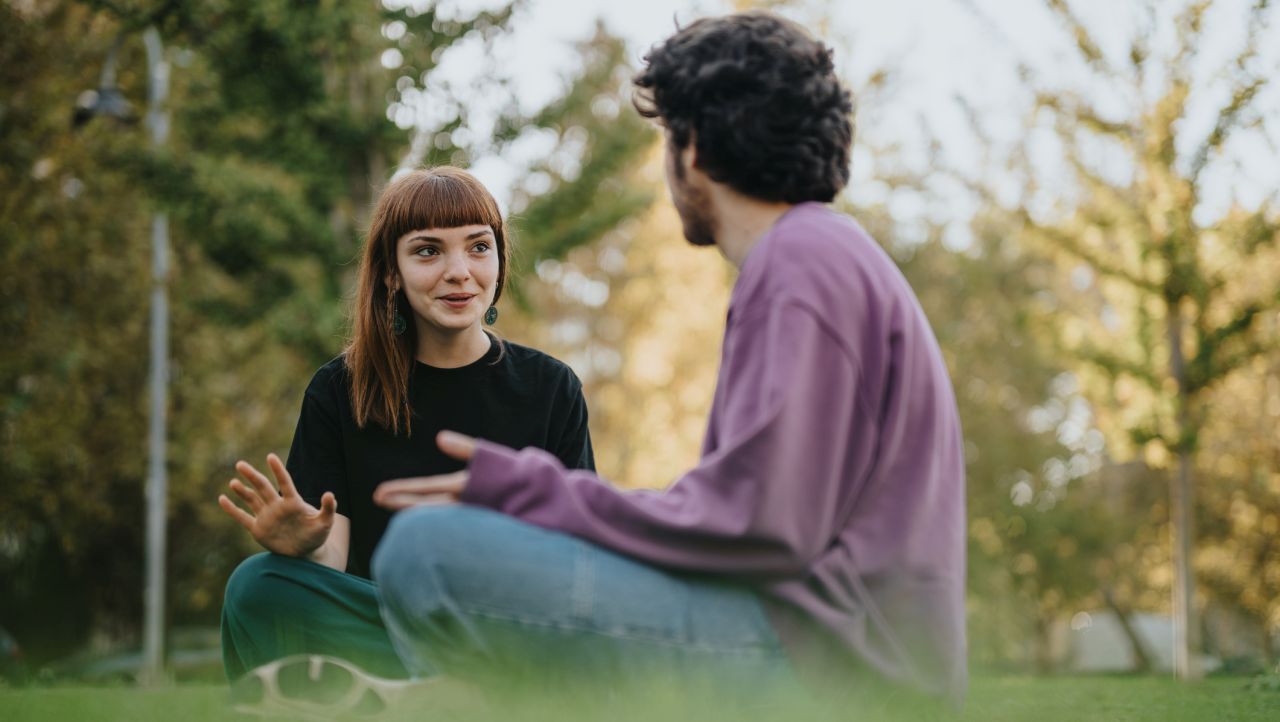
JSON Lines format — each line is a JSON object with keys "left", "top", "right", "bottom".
{"left": 2, "top": 676, "right": 1277, "bottom": 721}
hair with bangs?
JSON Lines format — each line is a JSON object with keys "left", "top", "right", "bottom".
{"left": 345, "top": 166, "right": 510, "bottom": 434}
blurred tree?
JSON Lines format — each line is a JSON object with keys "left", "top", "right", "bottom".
{"left": 899, "top": 212, "right": 1087, "bottom": 669}
{"left": 0, "top": 0, "right": 522, "bottom": 663}
{"left": 1194, "top": 258, "right": 1280, "bottom": 663}
{"left": 980, "top": 0, "right": 1280, "bottom": 678}
{"left": 870, "top": 195, "right": 1138, "bottom": 670}
{"left": 488, "top": 36, "right": 708, "bottom": 485}
{"left": 511, "top": 161, "right": 732, "bottom": 489}
{"left": 496, "top": 21, "right": 657, "bottom": 294}
{"left": 1, "top": 2, "right": 155, "bottom": 658}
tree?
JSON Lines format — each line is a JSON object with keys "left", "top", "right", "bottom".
{"left": 495, "top": 21, "right": 658, "bottom": 291}
{"left": 0, "top": 0, "right": 520, "bottom": 664}
{"left": 986, "top": 0, "right": 1280, "bottom": 678}
{"left": 1194, "top": 267, "right": 1280, "bottom": 663}
{"left": 513, "top": 171, "right": 733, "bottom": 490}
{"left": 859, "top": 189, "right": 1144, "bottom": 670}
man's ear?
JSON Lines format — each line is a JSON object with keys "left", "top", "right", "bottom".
{"left": 681, "top": 130, "right": 699, "bottom": 174}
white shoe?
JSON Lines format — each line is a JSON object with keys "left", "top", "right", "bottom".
{"left": 230, "top": 654, "right": 423, "bottom": 719}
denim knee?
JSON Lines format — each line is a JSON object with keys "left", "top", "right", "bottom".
{"left": 374, "top": 505, "right": 489, "bottom": 572}
{"left": 374, "top": 506, "right": 516, "bottom": 613}
{"left": 373, "top": 507, "right": 458, "bottom": 606}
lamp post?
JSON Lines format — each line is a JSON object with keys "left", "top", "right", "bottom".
{"left": 140, "top": 24, "right": 171, "bottom": 687}
{"left": 76, "top": 25, "right": 171, "bottom": 685}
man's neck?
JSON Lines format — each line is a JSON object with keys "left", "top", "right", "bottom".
{"left": 707, "top": 185, "right": 795, "bottom": 269}
{"left": 415, "top": 324, "right": 491, "bottom": 368}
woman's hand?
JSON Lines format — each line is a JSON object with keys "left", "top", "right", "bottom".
{"left": 373, "top": 431, "right": 474, "bottom": 510}
{"left": 218, "top": 453, "right": 337, "bottom": 558}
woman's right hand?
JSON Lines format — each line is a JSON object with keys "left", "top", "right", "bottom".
{"left": 218, "top": 453, "right": 337, "bottom": 558}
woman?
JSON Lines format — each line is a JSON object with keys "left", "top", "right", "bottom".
{"left": 217, "top": 166, "right": 595, "bottom": 684}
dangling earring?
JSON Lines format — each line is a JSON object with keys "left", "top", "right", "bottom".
{"left": 388, "top": 291, "right": 407, "bottom": 336}
{"left": 484, "top": 306, "right": 499, "bottom": 325}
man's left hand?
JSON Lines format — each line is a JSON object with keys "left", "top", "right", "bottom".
{"left": 373, "top": 430, "right": 476, "bottom": 510}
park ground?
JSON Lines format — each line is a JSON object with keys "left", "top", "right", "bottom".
{"left": 2, "top": 674, "right": 1279, "bottom": 721}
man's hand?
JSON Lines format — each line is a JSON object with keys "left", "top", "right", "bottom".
{"left": 373, "top": 431, "right": 475, "bottom": 511}
{"left": 218, "top": 453, "right": 337, "bottom": 558}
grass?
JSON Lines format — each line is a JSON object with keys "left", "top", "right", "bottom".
{"left": 964, "top": 676, "right": 1279, "bottom": 722}
{"left": 2, "top": 675, "right": 1278, "bottom": 721}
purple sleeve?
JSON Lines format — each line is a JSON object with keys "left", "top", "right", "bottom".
{"left": 460, "top": 299, "right": 869, "bottom": 577}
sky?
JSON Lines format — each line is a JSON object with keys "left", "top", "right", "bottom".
{"left": 390, "top": 0, "right": 1279, "bottom": 235}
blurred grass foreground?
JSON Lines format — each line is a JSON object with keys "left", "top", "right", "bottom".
{"left": 4, "top": 675, "right": 1280, "bottom": 722}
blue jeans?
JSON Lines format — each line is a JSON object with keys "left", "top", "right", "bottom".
{"left": 371, "top": 505, "right": 791, "bottom": 686}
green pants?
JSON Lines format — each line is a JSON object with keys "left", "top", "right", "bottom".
{"left": 220, "top": 552, "right": 408, "bottom": 680}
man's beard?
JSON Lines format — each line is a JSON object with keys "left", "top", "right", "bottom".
{"left": 672, "top": 174, "right": 716, "bottom": 247}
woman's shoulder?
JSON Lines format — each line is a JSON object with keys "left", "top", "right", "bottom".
{"left": 304, "top": 354, "right": 352, "bottom": 397}
{"left": 495, "top": 340, "right": 581, "bottom": 387}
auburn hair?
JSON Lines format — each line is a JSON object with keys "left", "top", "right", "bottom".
{"left": 345, "top": 166, "right": 509, "bottom": 434}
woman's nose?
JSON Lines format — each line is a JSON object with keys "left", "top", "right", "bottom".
{"left": 442, "top": 253, "right": 470, "bottom": 281}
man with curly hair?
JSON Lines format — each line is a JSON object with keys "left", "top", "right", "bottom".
{"left": 248, "top": 11, "right": 966, "bottom": 713}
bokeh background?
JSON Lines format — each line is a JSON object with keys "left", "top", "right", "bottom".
{"left": 2, "top": 0, "right": 1279, "bottom": 684}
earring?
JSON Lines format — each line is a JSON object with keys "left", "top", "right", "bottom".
{"left": 484, "top": 306, "right": 499, "bottom": 325}
{"left": 388, "top": 292, "right": 407, "bottom": 336}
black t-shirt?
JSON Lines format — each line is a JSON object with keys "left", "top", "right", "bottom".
{"left": 286, "top": 337, "right": 595, "bottom": 578}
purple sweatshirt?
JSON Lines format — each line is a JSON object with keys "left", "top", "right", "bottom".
{"left": 461, "top": 202, "right": 967, "bottom": 699}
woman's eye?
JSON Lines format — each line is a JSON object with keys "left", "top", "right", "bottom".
{"left": 472, "top": 242, "right": 491, "bottom": 253}
{"left": 415, "top": 246, "right": 439, "bottom": 257}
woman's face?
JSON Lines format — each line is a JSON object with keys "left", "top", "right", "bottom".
{"left": 393, "top": 224, "right": 500, "bottom": 336}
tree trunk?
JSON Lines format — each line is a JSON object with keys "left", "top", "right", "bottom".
{"left": 1104, "top": 587, "right": 1153, "bottom": 673}
{"left": 1168, "top": 304, "right": 1201, "bottom": 680}
{"left": 1033, "top": 613, "right": 1057, "bottom": 674}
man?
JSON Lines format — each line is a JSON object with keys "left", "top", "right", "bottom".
{"left": 367, "top": 11, "right": 967, "bottom": 705}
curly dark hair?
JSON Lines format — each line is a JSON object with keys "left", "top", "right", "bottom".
{"left": 633, "top": 12, "right": 854, "bottom": 204}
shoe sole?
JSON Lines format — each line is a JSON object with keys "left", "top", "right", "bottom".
{"left": 231, "top": 654, "right": 422, "bottom": 719}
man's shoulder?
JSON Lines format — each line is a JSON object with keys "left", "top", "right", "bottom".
{"left": 770, "top": 203, "right": 883, "bottom": 266}
{"left": 744, "top": 203, "right": 896, "bottom": 307}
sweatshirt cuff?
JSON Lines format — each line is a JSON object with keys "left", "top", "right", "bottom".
{"left": 459, "top": 439, "right": 524, "bottom": 509}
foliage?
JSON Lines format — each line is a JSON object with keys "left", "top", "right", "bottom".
{"left": 961, "top": 0, "right": 1280, "bottom": 669}
{"left": 878, "top": 205, "right": 1122, "bottom": 668}
{"left": 1, "top": 0, "right": 537, "bottom": 662}
{"left": 497, "top": 22, "right": 658, "bottom": 296}
{"left": 507, "top": 160, "right": 732, "bottom": 490}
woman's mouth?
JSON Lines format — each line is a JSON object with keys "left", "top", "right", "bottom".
{"left": 439, "top": 294, "right": 475, "bottom": 309}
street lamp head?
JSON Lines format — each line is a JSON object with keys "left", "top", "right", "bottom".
{"left": 73, "top": 86, "right": 136, "bottom": 128}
